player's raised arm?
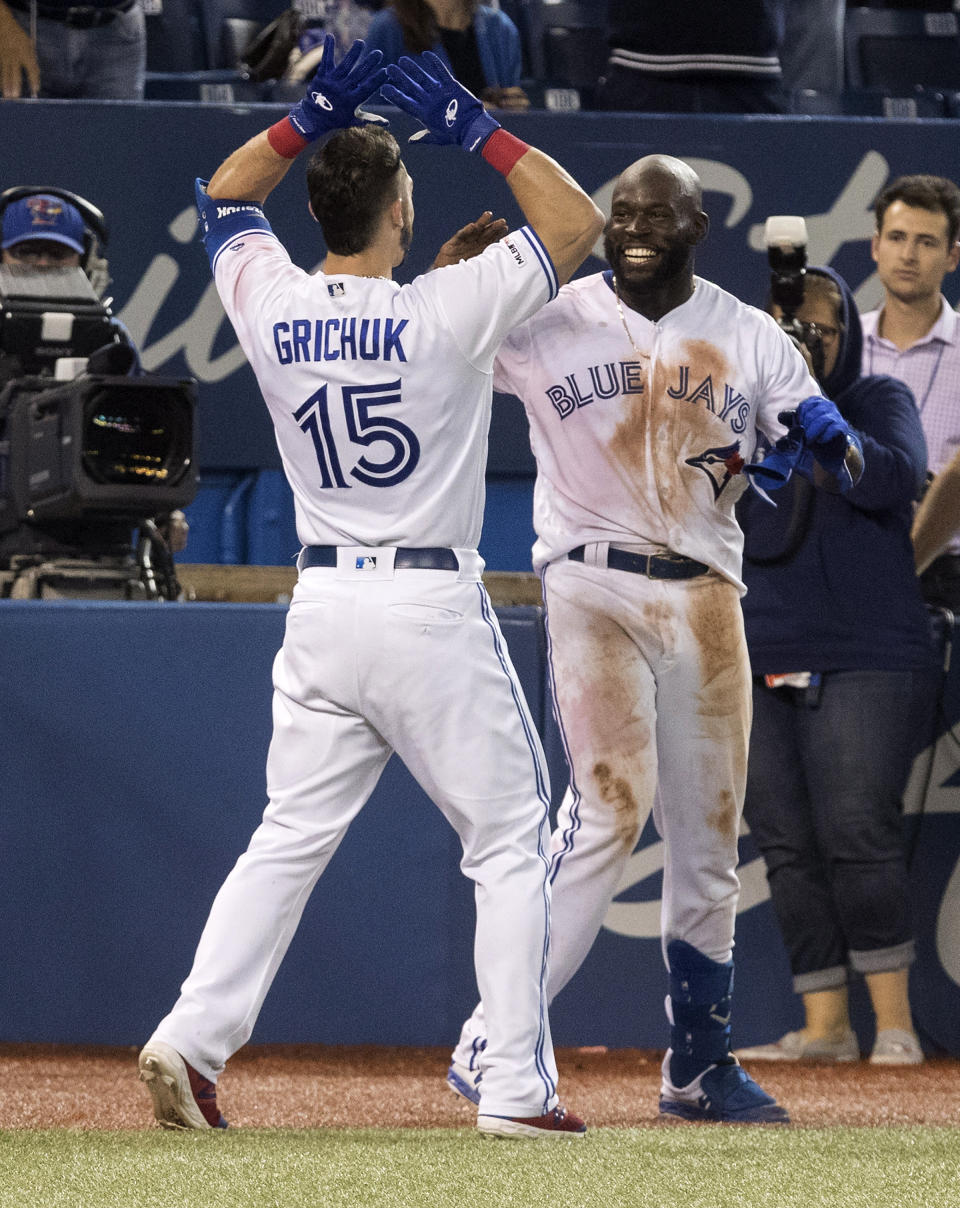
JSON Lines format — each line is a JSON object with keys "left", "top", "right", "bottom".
{"left": 205, "top": 37, "right": 388, "bottom": 203}
{"left": 382, "top": 54, "right": 604, "bottom": 285}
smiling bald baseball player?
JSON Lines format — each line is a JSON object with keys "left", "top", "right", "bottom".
{"left": 447, "top": 154, "right": 863, "bottom": 1124}
{"left": 137, "top": 38, "right": 603, "bottom": 1138}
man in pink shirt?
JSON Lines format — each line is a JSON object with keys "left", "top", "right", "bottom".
{"left": 860, "top": 174, "right": 960, "bottom": 609}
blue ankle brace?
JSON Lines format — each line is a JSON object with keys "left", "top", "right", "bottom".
{"left": 667, "top": 939, "right": 735, "bottom": 1086}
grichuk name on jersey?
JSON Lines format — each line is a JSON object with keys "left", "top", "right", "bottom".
{"left": 272, "top": 317, "right": 408, "bottom": 364}
{"left": 548, "top": 360, "right": 750, "bottom": 432}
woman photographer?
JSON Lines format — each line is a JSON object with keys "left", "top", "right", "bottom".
{"left": 735, "top": 267, "right": 938, "bottom": 1066}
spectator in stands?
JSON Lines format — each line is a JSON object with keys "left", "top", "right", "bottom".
{"left": 595, "top": 0, "right": 788, "bottom": 114}
{"left": 0, "top": 0, "right": 145, "bottom": 99}
{"left": 780, "top": 0, "right": 844, "bottom": 100}
{"left": 735, "top": 267, "right": 936, "bottom": 1067}
{"left": 365, "top": 0, "right": 529, "bottom": 109}
{"left": 861, "top": 175, "right": 960, "bottom": 612}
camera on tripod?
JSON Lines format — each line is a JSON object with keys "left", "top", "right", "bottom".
{"left": 764, "top": 215, "right": 829, "bottom": 383}
{"left": 0, "top": 261, "right": 197, "bottom": 598}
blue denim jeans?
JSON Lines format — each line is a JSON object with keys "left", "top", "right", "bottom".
{"left": 743, "top": 667, "right": 937, "bottom": 994}
{"left": 13, "top": 3, "right": 146, "bottom": 99}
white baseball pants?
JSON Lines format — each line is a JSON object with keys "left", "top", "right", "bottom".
{"left": 151, "top": 550, "right": 558, "bottom": 1118}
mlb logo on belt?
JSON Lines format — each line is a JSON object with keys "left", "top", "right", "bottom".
{"left": 355, "top": 556, "right": 377, "bottom": 570}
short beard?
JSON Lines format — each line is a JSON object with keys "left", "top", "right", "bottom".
{"left": 607, "top": 238, "right": 692, "bottom": 295}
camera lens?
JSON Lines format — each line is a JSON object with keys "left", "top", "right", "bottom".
{"left": 81, "top": 386, "right": 192, "bottom": 487}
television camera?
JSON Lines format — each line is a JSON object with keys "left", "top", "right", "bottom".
{"left": 0, "top": 189, "right": 197, "bottom": 600}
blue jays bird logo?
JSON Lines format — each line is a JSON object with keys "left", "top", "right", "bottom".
{"left": 685, "top": 440, "right": 744, "bottom": 500}
{"left": 26, "top": 196, "right": 65, "bottom": 229}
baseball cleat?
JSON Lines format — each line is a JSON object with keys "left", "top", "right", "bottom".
{"left": 138, "top": 1040, "right": 229, "bottom": 1130}
{"left": 869, "top": 1029, "right": 924, "bottom": 1066}
{"left": 736, "top": 1028, "right": 859, "bottom": 1063}
{"left": 659, "top": 1057, "right": 790, "bottom": 1125}
{"left": 446, "top": 1060, "right": 482, "bottom": 1106}
{"left": 477, "top": 1104, "right": 587, "bottom": 1139}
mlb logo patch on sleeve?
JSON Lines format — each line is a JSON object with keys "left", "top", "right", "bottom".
{"left": 503, "top": 238, "right": 526, "bottom": 268}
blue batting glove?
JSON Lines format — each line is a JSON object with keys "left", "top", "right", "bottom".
{"left": 795, "top": 394, "right": 848, "bottom": 457}
{"left": 380, "top": 52, "right": 501, "bottom": 152}
{"left": 744, "top": 438, "right": 804, "bottom": 505}
{"left": 793, "top": 395, "right": 864, "bottom": 492}
{"left": 287, "top": 37, "right": 388, "bottom": 142}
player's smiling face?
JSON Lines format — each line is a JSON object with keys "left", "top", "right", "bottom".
{"left": 603, "top": 166, "right": 708, "bottom": 294}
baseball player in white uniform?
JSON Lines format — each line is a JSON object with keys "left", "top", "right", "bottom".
{"left": 448, "top": 155, "right": 863, "bottom": 1123}
{"left": 137, "top": 39, "right": 603, "bottom": 1138}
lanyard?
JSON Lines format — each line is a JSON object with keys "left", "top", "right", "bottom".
{"left": 868, "top": 334, "right": 945, "bottom": 413}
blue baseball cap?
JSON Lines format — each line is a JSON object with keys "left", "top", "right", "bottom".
{"left": 1, "top": 194, "right": 86, "bottom": 254}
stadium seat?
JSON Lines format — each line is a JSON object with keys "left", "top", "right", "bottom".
{"left": 843, "top": 7, "right": 960, "bottom": 92}
{"left": 198, "top": 0, "right": 291, "bottom": 71}
{"left": 143, "top": 0, "right": 208, "bottom": 72}
{"left": 520, "top": 0, "right": 609, "bottom": 109}
{"left": 791, "top": 85, "right": 949, "bottom": 117}
{"left": 245, "top": 470, "right": 300, "bottom": 567}
{"left": 143, "top": 69, "right": 269, "bottom": 101}
{"left": 144, "top": 0, "right": 274, "bottom": 100}
{"left": 180, "top": 471, "right": 249, "bottom": 564}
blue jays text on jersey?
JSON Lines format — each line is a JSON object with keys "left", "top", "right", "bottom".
{"left": 546, "top": 358, "right": 751, "bottom": 433}
{"left": 273, "top": 316, "right": 409, "bottom": 364}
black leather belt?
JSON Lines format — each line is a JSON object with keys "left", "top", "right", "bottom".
{"left": 568, "top": 545, "right": 710, "bottom": 579}
{"left": 301, "top": 545, "right": 459, "bottom": 571}
{"left": 7, "top": 0, "right": 134, "bottom": 27}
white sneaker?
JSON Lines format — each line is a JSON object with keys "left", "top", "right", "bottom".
{"left": 735, "top": 1028, "right": 860, "bottom": 1063}
{"left": 869, "top": 1029, "right": 924, "bottom": 1066}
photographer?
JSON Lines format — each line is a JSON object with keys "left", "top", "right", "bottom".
{"left": 0, "top": 188, "right": 189, "bottom": 597}
{"left": 736, "top": 261, "right": 938, "bottom": 1067}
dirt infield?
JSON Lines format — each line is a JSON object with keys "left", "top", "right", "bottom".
{"left": 1, "top": 1044, "right": 958, "bottom": 1130}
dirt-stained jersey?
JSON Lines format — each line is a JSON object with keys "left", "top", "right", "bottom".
{"left": 494, "top": 270, "right": 819, "bottom": 590}
{"left": 197, "top": 184, "right": 559, "bottom": 550}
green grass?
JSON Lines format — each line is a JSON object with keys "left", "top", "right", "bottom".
{"left": 2, "top": 1127, "right": 959, "bottom": 1208}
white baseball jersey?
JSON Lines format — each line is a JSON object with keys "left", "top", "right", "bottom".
{"left": 494, "top": 270, "right": 818, "bottom": 589}
{"left": 198, "top": 188, "right": 559, "bottom": 550}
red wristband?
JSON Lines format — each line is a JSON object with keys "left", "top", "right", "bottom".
{"left": 267, "top": 118, "right": 310, "bottom": 160}
{"left": 480, "top": 128, "right": 529, "bottom": 177}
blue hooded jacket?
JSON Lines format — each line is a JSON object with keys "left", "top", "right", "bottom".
{"left": 738, "top": 266, "right": 937, "bottom": 673}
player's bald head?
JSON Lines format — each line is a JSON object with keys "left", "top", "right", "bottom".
{"left": 603, "top": 154, "right": 709, "bottom": 313}
{"left": 615, "top": 155, "right": 703, "bottom": 213}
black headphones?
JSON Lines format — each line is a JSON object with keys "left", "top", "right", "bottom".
{"left": 0, "top": 185, "right": 112, "bottom": 295}
{"left": 0, "top": 185, "right": 108, "bottom": 260}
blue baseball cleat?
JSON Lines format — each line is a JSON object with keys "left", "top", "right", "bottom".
{"left": 446, "top": 1060, "right": 482, "bottom": 1106}
{"left": 659, "top": 1054, "right": 790, "bottom": 1124}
